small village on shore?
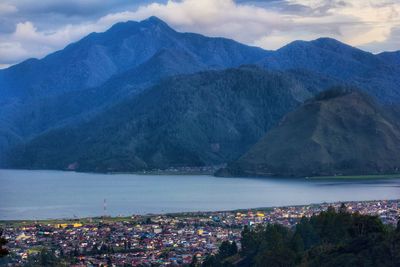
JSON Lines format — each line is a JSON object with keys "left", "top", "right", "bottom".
{"left": 1, "top": 199, "right": 399, "bottom": 266}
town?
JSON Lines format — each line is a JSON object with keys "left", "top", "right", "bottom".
{"left": 1, "top": 199, "right": 399, "bottom": 266}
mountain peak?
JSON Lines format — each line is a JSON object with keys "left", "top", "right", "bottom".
{"left": 281, "top": 37, "right": 356, "bottom": 52}
{"left": 145, "top": 16, "right": 166, "bottom": 24}
{"left": 310, "top": 37, "right": 364, "bottom": 53}
{"left": 105, "top": 16, "right": 173, "bottom": 35}
{"left": 139, "top": 16, "right": 174, "bottom": 30}
{"left": 312, "top": 37, "right": 345, "bottom": 45}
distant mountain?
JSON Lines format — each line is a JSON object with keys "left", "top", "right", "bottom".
{"left": 7, "top": 67, "right": 339, "bottom": 172}
{"left": 4, "top": 48, "right": 207, "bottom": 140}
{"left": 218, "top": 88, "right": 400, "bottom": 177}
{"left": 0, "top": 16, "right": 267, "bottom": 100}
{"left": 377, "top": 51, "right": 400, "bottom": 67}
{"left": 259, "top": 38, "right": 400, "bottom": 102}
{"left": 0, "top": 17, "right": 269, "bottom": 163}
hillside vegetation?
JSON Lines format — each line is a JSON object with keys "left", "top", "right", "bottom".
{"left": 204, "top": 206, "right": 400, "bottom": 267}
{"left": 9, "top": 67, "right": 337, "bottom": 172}
{"left": 219, "top": 88, "right": 400, "bottom": 177}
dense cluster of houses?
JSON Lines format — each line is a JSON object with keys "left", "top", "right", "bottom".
{"left": 2, "top": 199, "right": 398, "bottom": 266}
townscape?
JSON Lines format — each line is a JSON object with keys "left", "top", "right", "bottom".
{"left": 1, "top": 199, "right": 399, "bottom": 266}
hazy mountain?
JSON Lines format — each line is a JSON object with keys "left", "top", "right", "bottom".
{"left": 4, "top": 48, "right": 207, "bottom": 139}
{"left": 0, "top": 17, "right": 269, "bottom": 163}
{"left": 219, "top": 88, "right": 400, "bottom": 177}
{"left": 7, "top": 67, "right": 339, "bottom": 172}
{"left": 0, "top": 16, "right": 267, "bottom": 101}
{"left": 259, "top": 38, "right": 400, "bottom": 102}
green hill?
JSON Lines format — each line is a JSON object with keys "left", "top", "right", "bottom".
{"left": 8, "top": 67, "right": 338, "bottom": 172}
{"left": 219, "top": 88, "right": 400, "bottom": 177}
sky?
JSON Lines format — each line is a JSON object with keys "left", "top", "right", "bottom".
{"left": 0, "top": 0, "right": 399, "bottom": 68}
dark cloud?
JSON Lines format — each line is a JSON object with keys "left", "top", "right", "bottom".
{"left": 0, "top": 0, "right": 167, "bottom": 32}
{"left": 12, "top": 0, "right": 162, "bottom": 17}
{"left": 235, "top": 0, "right": 300, "bottom": 10}
{"left": 235, "top": 0, "right": 336, "bottom": 16}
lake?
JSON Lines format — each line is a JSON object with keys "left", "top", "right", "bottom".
{"left": 0, "top": 169, "right": 399, "bottom": 220}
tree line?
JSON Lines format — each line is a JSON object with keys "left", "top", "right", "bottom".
{"left": 202, "top": 205, "right": 400, "bottom": 267}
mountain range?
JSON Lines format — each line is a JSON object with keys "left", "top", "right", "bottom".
{"left": 8, "top": 66, "right": 340, "bottom": 171}
{"left": 1, "top": 17, "right": 400, "bottom": 175}
{"left": 0, "top": 17, "right": 268, "bottom": 101}
{"left": 0, "top": 16, "right": 268, "bottom": 164}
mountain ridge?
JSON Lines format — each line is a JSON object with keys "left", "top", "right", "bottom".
{"left": 7, "top": 67, "right": 340, "bottom": 172}
{"left": 259, "top": 37, "right": 400, "bottom": 102}
{"left": 0, "top": 16, "right": 268, "bottom": 100}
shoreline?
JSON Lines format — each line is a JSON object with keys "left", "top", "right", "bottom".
{"left": 3, "top": 168, "right": 400, "bottom": 179}
{"left": 308, "top": 174, "right": 400, "bottom": 180}
{"left": 0, "top": 168, "right": 218, "bottom": 176}
{"left": 2, "top": 198, "right": 399, "bottom": 224}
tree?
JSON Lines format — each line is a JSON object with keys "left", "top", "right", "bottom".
{"left": 202, "top": 255, "right": 221, "bottom": 267}
{"left": 0, "top": 229, "right": 8, "bottom": 258}
{"left": 25, "top": 248, "right": 67, "bottom": 267}
{"left": 339, "top": 203, "right": 347, "bottom": 214}
{"left": 218, "top": 241, "right": 237, "bottom": 259}
{"left": 190, "top": 255, "right": 198, "bottom": 267}
{"left": 240, "top": 225, "right": 259, "bottom": 258}
{"left": 107, "top": 256, "right": 112, "bottom": 266}
{"left": 230, "top": 241, "right": 238, "bottom": 256}
{"left": 238, "top": 211, "right": 400, "bottom": 267}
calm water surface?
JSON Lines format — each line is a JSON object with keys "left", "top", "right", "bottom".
{"left": 0, "top": 169, "right": 399, "bottom": 220}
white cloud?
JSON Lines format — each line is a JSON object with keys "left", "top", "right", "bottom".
{"left": 254, "top": 31, "right": 320, "bottom": 50}
{"left": 0, "top": 3, "right": 17, "bottom": 15}
{"left": 0, "top": 63, "right": 11, "bottom": 69}
{"left": 0, "top": 0, "right": 399, "bottom": 68}
{"left": 0, "top": 42, "right": 29, "bottom": 63}
{"left": 0, "top": 21, "right": 108, "bottom": 65}
{"left": 98, "top": 0, "right": 288, "bottom": 43}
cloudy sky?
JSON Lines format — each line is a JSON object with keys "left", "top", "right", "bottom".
{"left": 0, "top": 0, "right": 399, "bottom": 68}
